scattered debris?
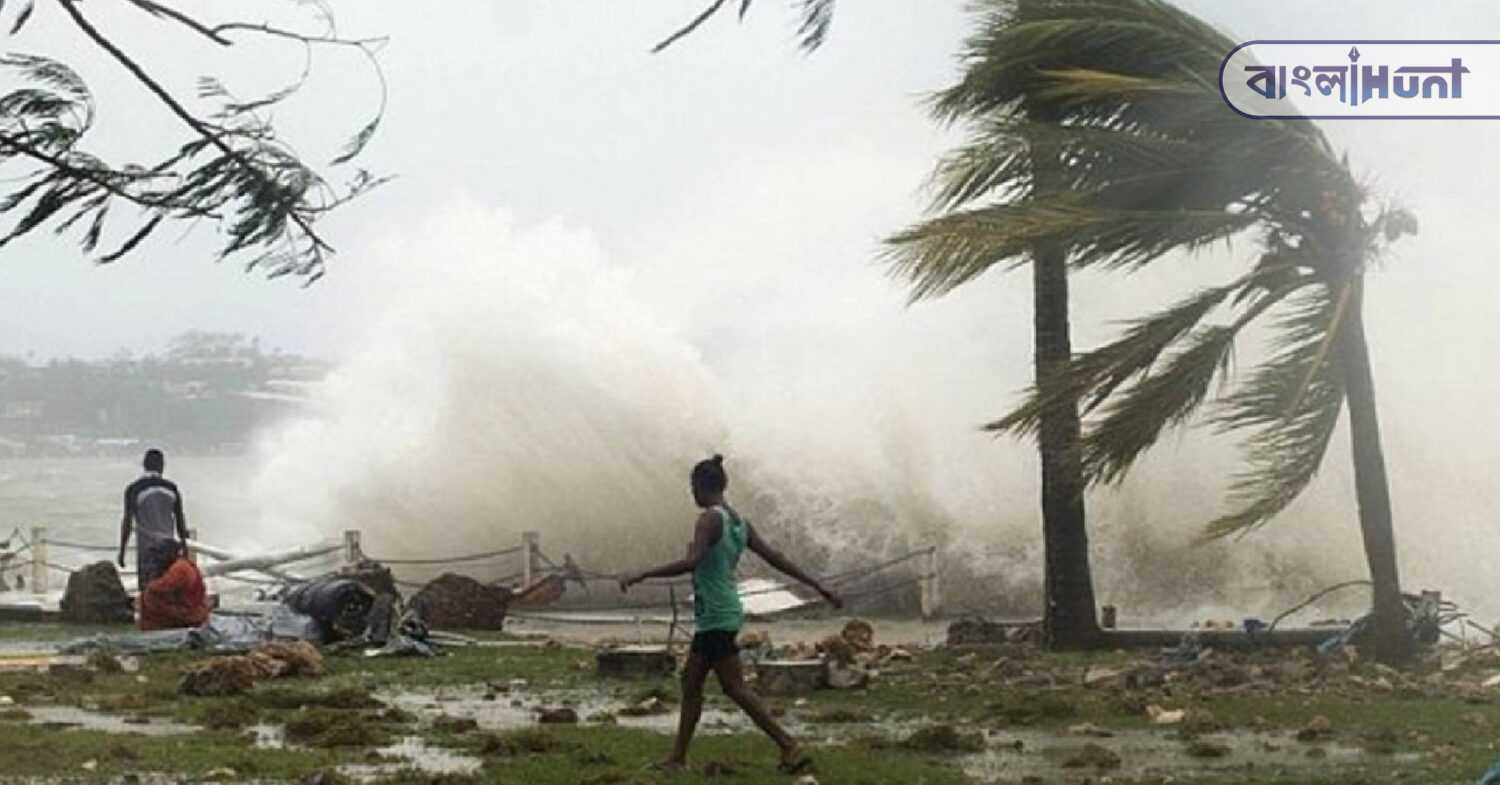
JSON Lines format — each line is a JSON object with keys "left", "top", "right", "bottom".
{"left": 179, "top": 641, "right": 326, "bottom": 696}
{"left": 58, "top": 562, "right": 133, "bottom": 624}
{"left": 284, "top": 578, "right": 378, "bottom": 642}
{"left": 179, "top": 656, "right": 261, "bottom": 697}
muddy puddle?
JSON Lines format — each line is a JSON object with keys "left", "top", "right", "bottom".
{"left": 379, "top": 685, "right": 775, "bottom": 735}
{"left": 24, "top": 705, "right": 196, "bottom": 736}
{"left": 340, "top": 737, "right": 485, "bottom": 780}
{"left": 960, "top": 727, "right": 1420, "bottom": 783}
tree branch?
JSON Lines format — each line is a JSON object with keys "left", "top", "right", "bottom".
{"left": 53, "top": 0, "right": 332, "bottom": 252}
{"left": 123, "top": 0, "right": 232, "bottom": 46}
{"left": 210, "top": 21, "right": 388, "bottom": 49}
{"left": 652, "top": 0, "right": 729, "bottom": 53}
{"left": 0, "top": 129, "right": 209, "bottom": 215}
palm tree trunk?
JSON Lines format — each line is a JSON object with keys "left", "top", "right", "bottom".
{"left": 1339, "top": 278, "right": 1410, "bottom": 664}
{"left": 1033, "top": 246, "right": 1101, "bottom": 649}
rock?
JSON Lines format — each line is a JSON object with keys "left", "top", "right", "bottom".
{"left": 537, "top": 707, "right": 579, "bottom": 724}
{"left": 1296, "top": 715, "right": 1333, "bottom": 742}
{"left": 1062, "top": 743, "right": 1122, "bottom": 769}
{"left": 408, "top": 573, "right": 511, "bottom": 630}
{"left": 81, "top": 760, "right": 98, "bottom": 772}
{"left": 825, "top": 661, "right": 870, "bottom": 690}
{"left": 794, "top": 777, "right": 820, "bottom": 785}
{"left": 596, "top": 646, "right": 675, "bottom": 679}
{"left": 433, "top": 715, "right": 480, "bottom": 733}
{"left": 1186, "top": 739, "right": 1232, "bottom": 758}
{"left": 0, "top": 696, "right": 12, "bottom": 706}
{"left": 758, "top": 660, "right": 825, "bottom": 696}
{"left": 58, "top": 562, "right": 132, "bottom": 624}
{"left": 885, "top": 647, "right": 914, "bottom": 662}
{"left": 618, "top": 697, "right": 670, "bottom": 717}
{"left": 902, "top": 724, "right": 985, "bottom": 753}
{"left": 842, "top": 619, "right": 875, "bottom": 652}
{"left": 1182, "top": 709, "right": 1220, "bottom": 735}
{"left": 1068, "top": 723, "right": 1114, "bottom": 738}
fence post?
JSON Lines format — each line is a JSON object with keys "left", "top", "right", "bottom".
{"left": 31, "top": 526, "right": 46, "bottom": 595}
{"left": 343, "top": 530, "right": 363, "bottom": 568}
{"left": 521, "top": 531, "right": 540, "bottom": 588}
{"left": 920, "top": 545, "right": 942, "bottom": 619}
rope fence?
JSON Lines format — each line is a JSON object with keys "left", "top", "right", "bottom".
{"left": 7, "top": 526, "right": 944, "bottom": 623}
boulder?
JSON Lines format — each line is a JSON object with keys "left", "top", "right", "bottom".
{"left": 409, "top": 574, "right": 510, "bottom": 630}
{"left": 58, "top": 562, "right": 132, "bottom": 624}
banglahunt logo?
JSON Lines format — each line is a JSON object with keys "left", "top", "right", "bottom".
{"left": 1220, "top": 41, "right": 1500, "bottom": 119}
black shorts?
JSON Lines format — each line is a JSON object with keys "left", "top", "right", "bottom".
{"left": 689, "top": 629, "right": 740, "bottom": 664}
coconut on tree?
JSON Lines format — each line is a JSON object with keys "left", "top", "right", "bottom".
{"left": 886, "top": 0, "right": 1417, "bottom": 662}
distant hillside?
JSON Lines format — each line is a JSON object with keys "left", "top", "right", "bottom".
{"left": 0, "top": 332, "right": 330, "bottom": 456}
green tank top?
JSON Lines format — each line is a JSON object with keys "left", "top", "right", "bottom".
{"left": 693, "top": 506, "right": 748, "bottom": 633}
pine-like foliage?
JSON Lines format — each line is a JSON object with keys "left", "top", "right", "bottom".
{"left": 0, "top": 0, "right": 387, "bottom": 281}
{"left": 884, "top": 0, "right": 1418, "bottom": 537}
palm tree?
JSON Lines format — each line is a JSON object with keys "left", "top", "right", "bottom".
{"left": 884, "top": 0, "right": 1417, "bottom": 662}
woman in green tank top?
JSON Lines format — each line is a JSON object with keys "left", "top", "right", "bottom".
{"left": 621, "top": 454, "right": 843, "bottom": 773}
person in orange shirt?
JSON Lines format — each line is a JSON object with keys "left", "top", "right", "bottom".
{"left": 138, "top": 541, "right": 209, "bottom": 631}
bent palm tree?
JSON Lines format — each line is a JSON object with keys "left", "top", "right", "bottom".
{"left": 885, "top": 0, "right": 1417, "bottom": 662}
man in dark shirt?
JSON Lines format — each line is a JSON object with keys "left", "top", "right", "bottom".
{"left": 118, "top": 449, "right": 189, "bottom": 591}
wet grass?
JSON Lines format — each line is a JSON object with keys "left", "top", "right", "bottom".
{"left": 2, "top": 632, "right": 1500, "bottom": 783}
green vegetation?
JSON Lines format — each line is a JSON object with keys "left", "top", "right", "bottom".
{"left": 2, "top": 636, "right": 1498, "bottom": 783}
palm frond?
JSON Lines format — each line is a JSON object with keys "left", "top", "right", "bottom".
{"left": 1203, "top": 284, "right": 1349, "bottom": 538}
{"left": 887, "top": 195, "right": 1256, "bottom": 301}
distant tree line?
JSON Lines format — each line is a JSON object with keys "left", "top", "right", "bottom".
{"left": 0, "top": 331, "right": 327, "bottom": 456}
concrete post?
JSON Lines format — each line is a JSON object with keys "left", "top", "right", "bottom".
{"left": 920, "top": 545, "right": 942, "bottom": 619}
{"left": 343, "top": 530, "right": 363, "bottom": 568}
{"left": 31, "top": 526, "right": 46, "bottom": 595}
{"left": 521, "top": 531, "right": 540, "bottom": 588}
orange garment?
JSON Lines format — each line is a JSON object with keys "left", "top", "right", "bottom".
{"left": 139, "top": 557, "right": 209, "bottom": 631}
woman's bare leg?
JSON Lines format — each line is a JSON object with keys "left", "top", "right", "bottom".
{"left": 712, "top": 654, "right": 801, "bottom": 764}
{"left": 665, "top": 653, "right": 711, "bottom": 767}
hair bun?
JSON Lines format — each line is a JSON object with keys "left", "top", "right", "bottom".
{"left": 711, "top": 454, "right": 724, "bottom": 466}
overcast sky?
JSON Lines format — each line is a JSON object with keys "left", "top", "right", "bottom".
{"left": 5, "top": 1, "right": 1500, "bottom": 611}
{"left": 0, "top": 1, "right": 1493, "bottom": 364}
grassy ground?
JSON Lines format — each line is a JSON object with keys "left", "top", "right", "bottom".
{"left": 0, "top": 627, "right": 1497, "bottom": 784}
